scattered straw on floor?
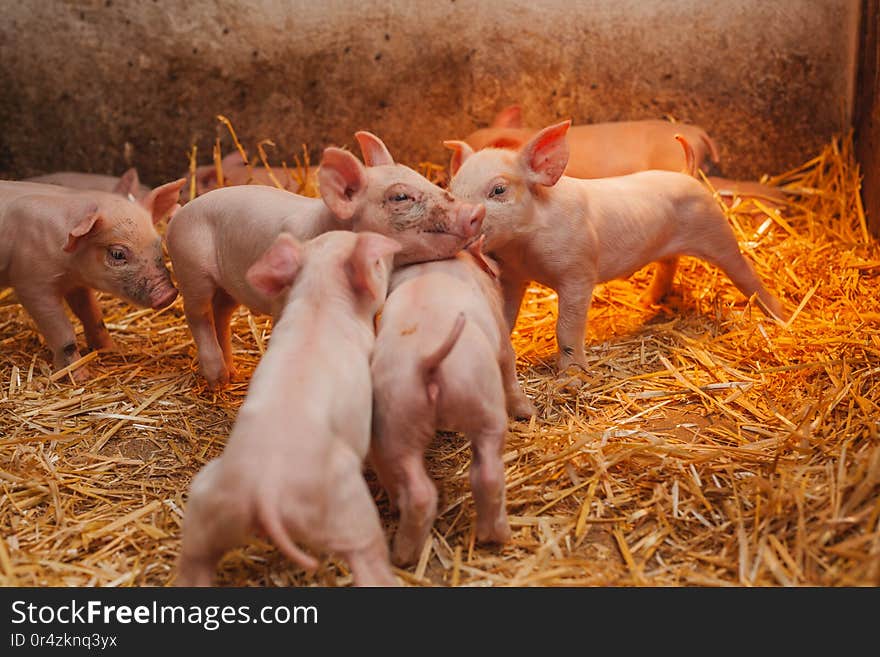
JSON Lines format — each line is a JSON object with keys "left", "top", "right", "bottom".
{"left": 1, "top": 134, "right": 878, "bottom": 587}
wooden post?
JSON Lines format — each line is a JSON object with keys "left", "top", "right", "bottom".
{"left": 855, "top": 0, "right": 880, "bottom": 237}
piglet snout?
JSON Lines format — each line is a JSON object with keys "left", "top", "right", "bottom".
{"left": 457, "top": 203, "right": 485, "bottom": 239}
{"left": 151, "top": 286, "right": 179, "bottom": 309}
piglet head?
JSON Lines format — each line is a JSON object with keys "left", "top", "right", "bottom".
{"left": 318, "top": 132, "right": 484, "bottom": 266}
{"left": 445, "top": 120, "right": 571, "bottom": 252}
{"left": 247, "top": 230, "right": 400, "bottom": 317}
{"left": 246, "top": 232, "right": 303, "bottom": 298}
{"left": 62, "top": 178, "right": 185, "bottom": 309}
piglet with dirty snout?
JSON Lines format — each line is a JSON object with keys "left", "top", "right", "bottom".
{"left": 177, "top": 230, "right": 401, "bottom": 587}
{"left": 167, "top": 131, "right": 484, "bottom": 389}
{"left": 0, "top": 179, "right": 184, "bottom": 379}
{"left": 370, "top": 239, "right": 535, "bottom": 566}
{"left": 446, "top": 121, "right": 787, "bottom": 373}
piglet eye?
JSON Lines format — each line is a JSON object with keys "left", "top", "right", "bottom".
{"left": 490, "top": 184, "right": 506, "bottom": 197}
{"left": 107, "top": 247, "right": 127, "bottom": 265}
{"left": 391, "top": 192, "right": 410, "bottom": 202}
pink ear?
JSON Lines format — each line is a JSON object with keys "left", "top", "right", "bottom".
{"left": 492, "top": 105, "right": 523, "bottom": 129}
{"left": 195, "top": 164, "right": 219, "bottom": 193}
{"left": 245, "top": 233, "right": 303, "bottom": 298}
{"left": 354, "top": 131, "right": 395, "bottom": 167}
{"left": 466, "top": 235, "right": 500, "bottom": 280}
{"left": 63, "top": 208, "right": 101, "bottom": 253}
{"left": 345, "top": 232, "right": 402, "bottom": 299}
{"left": 143, "top": 178, "right": 186, "bottom": 224}
{"left": 112, "top": 168, "right": 141, "bottom": 198}
{"left": 443, "top": 140, "right": 475, "bottom": 177}
{"left": 318, "top": 148, "right": 368, "bottom": 221}
{"left": 520, "top": 120, "right": 571, "bottom": 186}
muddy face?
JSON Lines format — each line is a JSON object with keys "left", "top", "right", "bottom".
{"left": 76, "top": 212, "right": 178, "bottom": 309}
{"left": 353, "top": 166, "right": 484, "bottom": 266}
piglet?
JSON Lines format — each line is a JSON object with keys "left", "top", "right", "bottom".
{"left": 0, "top": 179, "right": 184, "bottom": 379}
{"left": 370, "top": 240, "right": 535, "bottom": 566}
{"left": 445, "top": 121, "right": 787, "bottom": 372}
{"left": 167, "top": 131, "right": 484, "bottom": 388}
{"left": 187, "top": 152, "right": 317, "bottom": 200}
{"left": 176, "top": 230, "right": 401, "bottom": 587}
{"left": 462, "top": 104, "right": 720, "bottom": 178}
{"left": 26, "top": 168, "right": 152, "bottom": 202}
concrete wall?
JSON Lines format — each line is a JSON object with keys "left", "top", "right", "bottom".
{"left": 0, "top": 0, "right": 861, "bottom": 185}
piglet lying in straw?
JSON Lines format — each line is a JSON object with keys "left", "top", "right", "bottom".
{"left": 0, "top": 178, "right": 184, "bottom": 380}
{"left": 177, "top": 230, "right": 401, "bottom": 587}
{"left": 370, "top": 239, "right": 535, "bottom": 565}
{"left": 25, "top": 168, "right": 152, "bottom": 202}
{"left": 167, "top": 131, "right": 484, "bottom": 388}
{"left": 445, "top": 121, "right": 787, "bottom": 373}
{"left": 186, "top": 152, "right": 317, "bottom": 200}
{"left": 462, "top": 104, "right": 720, "bottom": 178}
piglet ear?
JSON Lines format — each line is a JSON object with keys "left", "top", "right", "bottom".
{"left": 143, "top": 178, "right": 186, "bottom": 224}
{"left": 112, "top": 168, "right": 141, "bottom": 199}
{"left": 63, "top": 206, "right": 101, "bottom": 253}
{"left": 318, "top": 147, "right": 368, "bottom": 221}
{"left": 345, "top": 232, "right": 402, "bottom": 300}
{"left": 492, "top": 105, "right": 523, "bottom": 129}
{"left": 354, "top": 131, "right": 395, "bottom": 167}
{"left": 246, "top": 233, "right": 303, "bottom": 298}
{"left": 465, "top": 235, "right": 500, "bottom": 280}
{"left": 519, "top": 120, "right": 571, "bottom": 187}
{"left": 443, "top": 140, "right": 475, "bottom": 177}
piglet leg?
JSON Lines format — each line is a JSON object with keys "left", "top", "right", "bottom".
{"left": 211, "top": 288, "right": 241, "bottom": 380}
{"left": 501, "top": 276, "right": 529, "bottom": 333}
{"left": 17, "top": 287, "right": 88, "bottom": 380}
{"left": 468, "top": 414, "right": 511, "bottom": 544}
{"left": 390, "top": 454, "right": 438, "bottom": 567}
{"left": 499, "top": 338, "right": 535, "bottom": 419}
{"left": 177, "top": 461, "right": 248, "bottom": 586}
{"left": 64, "top": 287, "right": 116, "bottom": 351}
{"left": 555, "top": 281, "right": 594, "bottom": 371}
{"left": 690, "top": 227, "right": 787, "bottom": 322}
{"left": 641, "top": 256, "right": 680, "bottom": 307}
{"left": 180, "top": 278, "right": 229, "bottom": 388}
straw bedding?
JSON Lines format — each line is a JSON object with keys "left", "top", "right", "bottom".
{"left": 0, "top": 133, "right": 877, "bottom": 587}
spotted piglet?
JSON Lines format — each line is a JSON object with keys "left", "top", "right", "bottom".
{"left": 0, "top": 179, "right": 184, "bottom": 379}
{"left": 177, "top": 230, "right": 401, "bottom": 587}
{"left": 370, "top": 240, "right": 535, "bottom": 566}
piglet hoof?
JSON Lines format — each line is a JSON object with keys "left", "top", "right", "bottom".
{"left": 553, "top": 365, "right": 591, "bottom": 394}
{"left": 71, "top": 364, "right": 93, "bottom": 383}
{"left": 476, "top": 518, "right": 511, "bottom": 545}
{"left": 391, "top": 536, "right": 421, "bottom": 568}
{"left": 201, "top": 363, "right": 230, "bottom": 390}
{"left": 508, "top": 395, "right": 536, "bottom": 420}
{"left": 90, "top": 335, "right": 118, "bottom": 353}
{"left": 638, "top": 291, "right": 661, "bottom": 309}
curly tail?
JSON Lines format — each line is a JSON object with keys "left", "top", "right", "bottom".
{"left": 256, "top": 499, "right": 319, "bottom": 573}
{"left": 421, "top": 312, "right": 466, "bottom": 404}
{"left": 675, "top": 134, "right": 698, "bottom": 178}
{"left": 699, "top": 129, "right": 720, "bottom": 165}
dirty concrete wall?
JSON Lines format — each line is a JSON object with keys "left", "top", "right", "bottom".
{"left": 855, "top": 0, "right": 880, "bottom": 235}
{"left": 0, "top": 0, "right": 861, "bottom": 186}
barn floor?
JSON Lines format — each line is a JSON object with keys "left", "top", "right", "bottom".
{"left": 0, "top": 134, "right": 878, "bottom": 587}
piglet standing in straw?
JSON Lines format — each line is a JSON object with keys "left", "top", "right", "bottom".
{"left": 0, "top": 178, "right": 184, "bottom": 380}
{"left": 445, "top": 121, "right": 787, "bottom": 373}
{"left": 167, "top": 131, "right": 484, "bottom": 389}
{"left": 177, "top": 230, "right": 401, "bottom": 587}
{"left": 370, "top": 239, "right": 535, "bottom": 565}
